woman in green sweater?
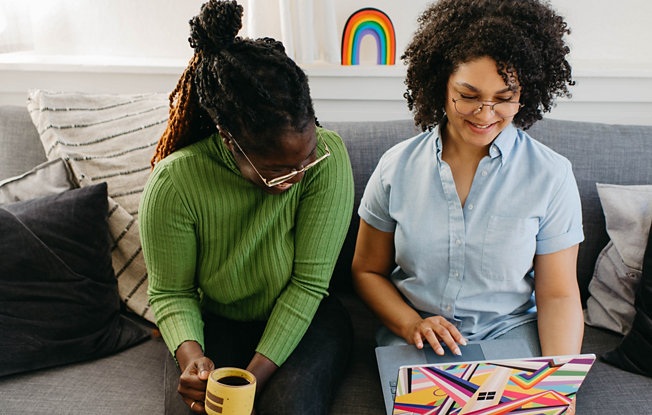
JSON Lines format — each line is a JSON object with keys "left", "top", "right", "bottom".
{"left": 139, "top": 1, "right": 354, "bottom": 414}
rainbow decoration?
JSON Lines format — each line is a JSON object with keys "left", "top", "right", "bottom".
{"left": 341, "top": 8, "right": 396, "bottom": 65}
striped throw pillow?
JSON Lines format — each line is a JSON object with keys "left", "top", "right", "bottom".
{"left": 27, "top": 90, "right": 169, "bottom": 323}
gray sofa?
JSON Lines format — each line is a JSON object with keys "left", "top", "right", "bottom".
{"left": 1, "top": 103, "right": 651, "bottom": 414}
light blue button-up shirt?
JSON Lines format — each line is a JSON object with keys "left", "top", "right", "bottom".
{"left": 359, "top": 122, "right": 584, "bottom": 340}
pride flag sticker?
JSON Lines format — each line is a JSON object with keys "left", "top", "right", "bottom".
{"left": 341, "top": 8, "right": 396, "bottom": 65}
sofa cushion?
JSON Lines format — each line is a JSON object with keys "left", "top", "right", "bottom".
{"left": 602, "top": 220, "right": 652, "bottom": 377}
{"left": 26, "top": 90, "right": 169, "bottom": 322}
{"left": 322, "top": 119, "right": 420, "bottom": 292}
{"left": 527, "top": 119, "right": 652, "bottom": 304}
{"left": 26, "top": 90, "right": 167, "bottom": 216}
{"left": 0, "top": 336, "right": 168, "bottom": 414}
{"left": 0, "top": 105, "right": 46, "bottom": 181}
{"left": 0, "top": 156, "right": 155, "bottom": 322}
{"left": 585, "top": 183, "right": 652, "bottom": 334}
{"left": 0, "top": 158, "right": 77, "bottom": 204}
{"left": 578, "top": 325, "right": 652, "bottom": 414}
{"left": 0, "top": 183, "right": 149, "bottom": 377}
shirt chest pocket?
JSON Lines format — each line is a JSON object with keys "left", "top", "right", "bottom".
{"left": 481, "top": 215, "right": 539, "bottom": 281}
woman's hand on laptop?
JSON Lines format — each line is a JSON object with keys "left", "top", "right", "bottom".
{"left": 407, "top": 316, "right": 467, "bottom": 356}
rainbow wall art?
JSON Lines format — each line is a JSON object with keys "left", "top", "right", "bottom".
{"left": 341, "top": 8, "right": 396, "bottom": 65}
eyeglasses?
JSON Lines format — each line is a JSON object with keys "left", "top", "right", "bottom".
{"left": 451, "top": 98, "right": 523, "bottom": 118}
{"left": 225, "top": 128, "right": 331, "bottom": 188}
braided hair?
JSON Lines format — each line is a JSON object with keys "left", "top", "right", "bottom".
{"left": 152, "top": 0, "right": 315, "bottom": 165}
{"left": 402, "top": 0, "right": 574, "bottom": 131}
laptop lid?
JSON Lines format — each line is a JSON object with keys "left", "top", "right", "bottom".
{"left": 376, "top": 339, "right": 533, "bottom": 415}
{"left": 392, "top": 353, "right": 596, "bottom": 415}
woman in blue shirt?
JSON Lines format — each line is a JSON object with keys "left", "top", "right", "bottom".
{"left": 352, "top": 0, "right": 584, "bottom": 362}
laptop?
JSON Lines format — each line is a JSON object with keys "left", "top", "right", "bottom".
{"left": 376, "top": 339, "right": 533, "bottom": 415}
{"left": 392, "top": 353, "right": 596, "bottom": 415}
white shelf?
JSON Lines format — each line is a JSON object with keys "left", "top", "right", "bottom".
{"left": 2, "top": 53, "right": 651, "bottom": 78}
{"left": 1, "top": 53, "right": 651, "bottom": 125}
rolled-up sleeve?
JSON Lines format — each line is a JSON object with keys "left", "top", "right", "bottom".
{"left": 536, "top": 159, "right": 584, "bottom": 255}
{"left": 358, "top": 154, "right": 396, "bottom": 233}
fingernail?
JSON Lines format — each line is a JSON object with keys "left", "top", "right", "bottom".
{"left": 460, "top": 338, "right": 467, "bottom": 346}
{"left": 437, "top": 348, "right": 444, "bottom": 355}
{"left": 454, "top": 348, "right": 462, "bottom": 356}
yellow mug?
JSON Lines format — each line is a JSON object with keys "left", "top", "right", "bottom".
{"left": 205, "top": 367, "right": 257, "bottom": 415}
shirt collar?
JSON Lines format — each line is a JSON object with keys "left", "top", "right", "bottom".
{"left": 434, "top": 129, "right": 444, "bottom": 162}
{"left": 489, "top": 123, "right": 518, "bottom": 164}
{"left": 433, "top": 120, "right": 518, "bottom": 165}
{"left": 433, "top": 119, "right": 447, "bottom": 162}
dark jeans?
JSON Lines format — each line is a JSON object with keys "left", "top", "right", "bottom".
{"left": 165, "top": 294, "right": 353, "bottom": 415}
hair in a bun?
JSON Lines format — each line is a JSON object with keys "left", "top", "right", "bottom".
{"left": 188, "top": 0, "right": 243, "bottom": 54}
{"left": 153, "top": 0, "right": 316, "bottom": 165}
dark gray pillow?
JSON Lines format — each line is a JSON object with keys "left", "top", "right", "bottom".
{"left": 0, "top": 183, "right": 149, "bottom": 377}
{"left": 603, "top": 220, "right": 652, "bottom": 377}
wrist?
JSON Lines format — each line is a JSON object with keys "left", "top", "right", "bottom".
{"left": 246, "top": 352, "right": 279, "bottom": 394}
{"left": 175, "top": 340, "right": 205, "bottom": 371}
{"left": 399, "top": 314, "right": 422, "bottom": 341}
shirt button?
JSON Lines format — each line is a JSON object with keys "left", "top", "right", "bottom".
{"left": 453, "top": 271, "right": 459, "bottom": 278}
{"left": 481, "top": 170, "right": 488, "bottom": 176}
{"left": 446, "top": 305, "right": 452, "bottom": 312}
{"left": 456, "top": 239, "right": 462, "bottom": 246}
{"left": 468, "top": 204, "right": 474, "bottom": 210}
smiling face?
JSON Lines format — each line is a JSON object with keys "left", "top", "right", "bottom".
{"left": 224, "top": 124, "right": 318, "bottom": 195}
{"left": 444, "top": 56, "right": 521, "bottom": 152}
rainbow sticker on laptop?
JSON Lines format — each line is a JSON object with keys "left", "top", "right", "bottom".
{"left": 393, "top": 354, "right": 595, "bottom": 414}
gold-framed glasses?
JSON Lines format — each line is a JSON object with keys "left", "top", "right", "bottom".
{"left": 226, "top": 128, "right": 331, "bottom": 188}
{"left": 451, "top": 97, "right": 523, "bottom": 118}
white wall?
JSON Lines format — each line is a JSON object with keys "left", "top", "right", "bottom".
{"left": 1, "top": 0, "right": 651, "bottom": 125}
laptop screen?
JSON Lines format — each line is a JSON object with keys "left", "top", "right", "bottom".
{"left": 393, "top": 354, "right": 596, "bottom": 415}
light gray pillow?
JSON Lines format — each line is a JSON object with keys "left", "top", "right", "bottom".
{"left": 0, "top": 158, "right": 77, "bottom": 205}
{"left": 585, "top": 183, "right": 652, "bottom": 334}
{"left": 25, "top": 90, "right": 168, "bottom": 323}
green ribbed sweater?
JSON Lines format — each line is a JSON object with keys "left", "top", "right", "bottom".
{"left": 139, "top": 128, "right": 353, "bottom": 365}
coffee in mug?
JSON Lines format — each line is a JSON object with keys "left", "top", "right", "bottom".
{"left": 205, "top": 367, "right": 256, "bottom": 415}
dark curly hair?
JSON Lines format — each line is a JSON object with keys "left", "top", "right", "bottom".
{"left": 152, "top": 0, "right": 316, "bottom": 165}
{"left": 402, "top": 0, "right": 573, "bottom": 131}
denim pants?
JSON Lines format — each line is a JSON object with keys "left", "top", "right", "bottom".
{"left": 165, "top": 294, "right": 353, "bottom": 415}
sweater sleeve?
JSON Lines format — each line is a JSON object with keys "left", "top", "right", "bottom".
{"left": 139, "top": 164, "right": 205, "bottom": 357}
{"left": 255, "top": 129, "right": 354, "bottom": 365}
